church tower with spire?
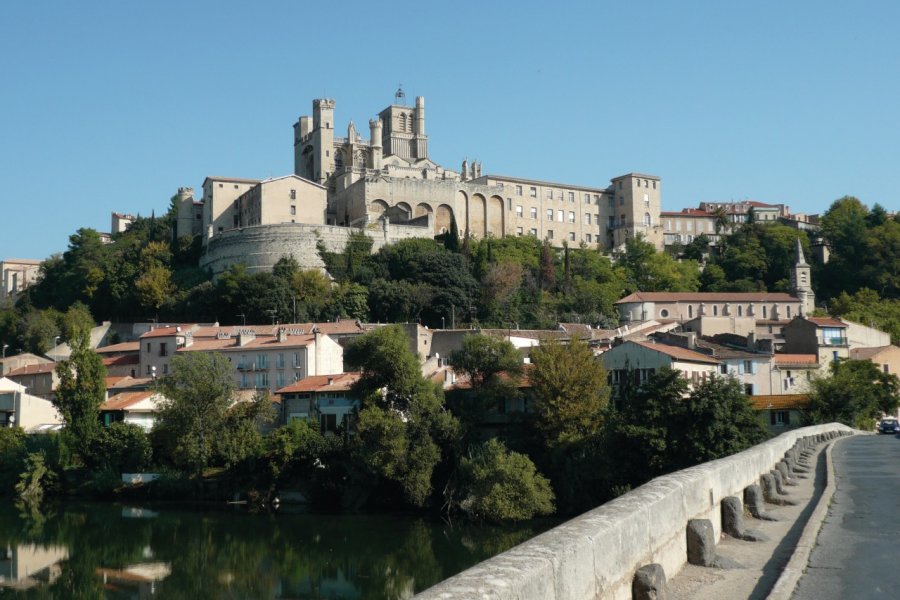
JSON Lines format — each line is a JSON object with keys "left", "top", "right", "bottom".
{"left": 790, "top": 237, "right": 815, "bottom": 316}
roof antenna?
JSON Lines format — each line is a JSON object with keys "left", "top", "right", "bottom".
{"left": 395, "top": 84, "right": 406, "bottom": 105}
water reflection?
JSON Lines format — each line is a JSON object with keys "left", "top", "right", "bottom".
{"left": 0, "top": 503, "right": 556, "bottom": 598}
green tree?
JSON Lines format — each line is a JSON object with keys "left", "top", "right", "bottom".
{"left": 345, "top": 326, "right": 460, "bottom": 507}
{"left": 529, "top": 337, "right": 609, "bottom": 448}
{"left": 807, "top": 359, "right": 900, "bottom": 429}
{"left": 53, "top": 326, "right": 106, "bottom": 463}
{"left": 291, "top": 269, "right": 332, "bottom": 321}
{"left": 135, "top": 264, "right": 175, "bottom": 312}
{"left": 455, "top": 438, "right": 555, "bottom": 522}
{"left": 449, "top": 335, "right": 522, "bottom": 389}
{"left": 619, "top": 235, "right": 700, "bottom": 293}
{"left": 155, "top": 352, "right": 236, "bottom": 476}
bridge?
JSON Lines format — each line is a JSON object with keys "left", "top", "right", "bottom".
{"left": 413, "top": 424, "right": 856, "bottom": 600}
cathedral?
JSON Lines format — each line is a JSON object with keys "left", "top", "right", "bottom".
{"left": 182, "top": 91, "right": 665, "bottom": 277}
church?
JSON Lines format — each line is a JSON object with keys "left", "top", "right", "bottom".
{"left": 179, "top": 91, "right": 664, "bottom": 277}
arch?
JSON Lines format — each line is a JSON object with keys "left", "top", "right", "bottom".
{"left": 414, "top": 202, "right": 433, "bottom": 218}
{"left": 469, "top": 194, "right": 487, "bottom": 238}
{"left": 399, "top": 113, "right": 407, "bottom": 131}
{"left": 395, "top": 202, "right": 412, "bottom": 219}
{"left": 333, "top": 148, "right": 344, "bottom": 170}
{"left": 487, "top": 195, "right": 505, "bottom": 236}
{"left": 436, "top": 204, "right": 454, "bottom": 235}
{"left": 370, "top": 199, "right": 389, "bottom": 217}
{"left": 455, "top": 190, "right": 469, "bottom": 235}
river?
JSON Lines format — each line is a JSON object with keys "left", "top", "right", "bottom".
{"left": 0, "top": 502, "right": 559, "bottom": 598}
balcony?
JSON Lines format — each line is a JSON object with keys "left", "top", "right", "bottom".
{"left": 821, "top": 337, "right": 848, "bottom": 347}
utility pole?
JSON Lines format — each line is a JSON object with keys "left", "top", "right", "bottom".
{"left": 451, "top": 305, "right": 455, "bottom": 329}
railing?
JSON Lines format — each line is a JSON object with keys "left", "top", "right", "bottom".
{"left": 413, "top": 423, "right": 855, "bottom": 600}
{"left": 822, "top": 337, "right": 848, "bottom": 346}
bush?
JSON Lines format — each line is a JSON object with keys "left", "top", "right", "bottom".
{"left": 0, "top": 427, "right": 26, "bottom": 495}
{"left": 95, "top": 423, "right": 153, "bottom": 473}
{"left": 456, "top": 439, "right": 555, "bottom": 522}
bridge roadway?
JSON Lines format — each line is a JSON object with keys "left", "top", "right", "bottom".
{"left": 793, "top": 434, "right": 900, "bottom": 599}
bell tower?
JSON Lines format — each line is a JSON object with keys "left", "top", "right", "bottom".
{"left": 790, "top": 237, "right": 815, "bottom": 316}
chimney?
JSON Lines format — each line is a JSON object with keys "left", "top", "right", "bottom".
{"left": 238, "top": 332, "right": 255, "bottom": 347}
{"left": 278, "top": 328, "right": 288, "bottom": 343}
{"left": 327, "top": 377, "right": 334, "bottom": 386}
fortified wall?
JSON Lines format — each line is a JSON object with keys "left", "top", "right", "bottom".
{"left": 199, "top": 216, "right": 433, "bottom": 280}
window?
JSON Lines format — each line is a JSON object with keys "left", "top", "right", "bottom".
{"left": 568, "top": 191, "right": 575, "bottom": 202}
{"left": 516, "top": 205, "right": 524, "bottom": 217}
{"left": 546, "top": 208, "right": 554, "bottom": 221}
{"left": 529, "top": 187, "right": 537, "bottom": 197}
{"left": 644, "top": 213, "right": 651, "bottom": 226}
{"left": 290, "top": 189, "right": 296, "bottom": 200}
{"left": 256, "top": 354, "right": 268, "bottom": 369}
{"left": 688, "top": 305, "right": 693, "bottom": 318}
{"left": 884, "top": 364, "right": 890, "bottom": 374}
{"left": 557, "top": 210, "right": 564, "bottom": 222}
{"left": 557, "top": 190, "right": 563, "bottom": 201}
{"left": 584, "top": 193, "right": 591, "bottom": 204}
{"left": 547, "top": 189, "right": 553, "bottom": 199}
{"left": 146, "top": 343, "right": 151, "bottom": 353}
{"left": 618, "top": 181, "right": 623, "bottom": 190}
{"left": 720, "top": 364, "right": 728, "bottom": 375}
{"left": 530, "top": 228, "right": 538, "bottom": 236}
{"left": 620, "top": 214, "right": 626, "bottom": 226}
{"left": 293, "top": 352, "right": 302, "bottom": 368}
{"left": 255, "top": 372, "right": 268, "bottom": 388}
{"left": 159, "top": 343, "right": 168, "bottom": 357}
{"left": 530, "top": 207, "right": 537, "bottom": 219}
{"left": 276, "top": 353, "right": 285, "bottom": 369}
{"left": 163, "top": 364, "right": 169, "bottom": 375}
{"left": 585, "top": 213, "right": 592, "bottom": 225}
{"left": 276, "top": 372, "right": 285, "bottom": 388}
{"left": 594, "top": 194, "right": 601, "bottom": 204}
{"left": 738, "top": 305, "right": 743, "bottom": 316}
{"left": 507, "top": 198, "right": 512, "bottom": 210}
{"left": 660, "top": 309, "right": 669, "bottom": 318}
{"left": 585, "top": 233, "right": 592, "bottom": 243}
{"left": 568, "top": 211, "right": 575, "bottom": 223}
{"left": 653, "top": 181, "right": 657, "bottom": 190}
{"left": 786, "top": 306, "right": 792, "bottom": 318}
{"left": 713, "top": 305, "right": 719, "bottom": 316}
{"left": 744, "top": 360, "right": 754, "bottom": 374}
{"left": 547, "top": 229, "right": 554, "bottom": 239}
{"left": 290, "top": 206, "right": 296, "bottom": 215}
{"left": 320, "top": 413, "right": 338, "bottom": 433}
{"left": 516, "top": 185, "right": 523, "bottom": 196}
{"left": 569, "top": 232, "right": 576, "bottom": 241}
{"left": 608, "top": 216, "right": 615, "bottom": 229}
{"left": 643, "top": 193, "right": 650, "bottom": 206}
{"left": 516, "top": 227, "right": 523, "bottom": 235}
{"left": 770, "top": 410, "right": 789, "bottom": 426}
{"left": 744, "top": 384, "right": 754, "bottom": 395}
{"left": 619, "top": 196, "right": 625, "bottom": 206}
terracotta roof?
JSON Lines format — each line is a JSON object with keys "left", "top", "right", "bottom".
{"left": 481, "top": 328, "right": 569, "bottom": 341}
{"left": 850, "top": 346, "right": 895, "bottom": 360}
{"left": 101, "top": 391, "right": 156, "bottom": 411}
{"left": 96, "top": 341, "right": 140, "bottom": 354}
{"left": 806, "top": 317, "right": 846, "bottom": 328}
{"left": 616, "top": 292, "right": 799, "bottom": 304}
{"left": 631, "top": 341, "right": 720, "bottom": 364}
{"left": 103, "top": 354, "right": 139, "bottom": 367}
{"left": 105, "top": 376, "right": 128, "bottom": 388}
{"left": 276, "top": 372, "right": 361, "bottom": 394}
{"left": 774, "top": 354, "right": 818, "bottom": 365}
{"left": 5, "top": 363, "right": 56, "bottom": 377}
{"left": 140, "top": 326, "right": 193, "bottom": 339}
{"left": 179, "top": 334, "right": 317, "bottom": 352}
{"left": 660, "top": 209, "right": 713, "bottom": 217}
{"left": 750, "top": 394, "right": 810, "bottom": 410}
{"left": 191, "top": 321, "right": 365, "bottom": 340}
{"left": 204, "top": 175, "right": 261, "bottom": 185}
{"left": 108, "top": 376, "right": 154, "bottom": 390}
{"left": 746, "top": 201, "right": 779, "bottom": 208}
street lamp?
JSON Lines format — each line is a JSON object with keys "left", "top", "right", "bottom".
{"left": 2, "top": 344, "right": 8, "bottom": 358}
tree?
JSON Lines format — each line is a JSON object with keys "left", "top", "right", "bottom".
{"left": 529, "top": 337, "right": 609, "bottom": 447}
{"left": 455, "top": 438, "right": 555, "bottom": 522}
{"left": 155, "top": 352, "right": 236, "bottom": 476}
{"left": 135, "top": 264, "right": 175, "bottom": 312}
{"left": 344, "top": 326, "right": 460, "bottom": 506}
{"left": 807, "top": 359, "right": 900, "bottom": 429}
{"left": 619, "top": 235, "right": 700, "bottom": 293}
{"left": 291, "top": 269, "right": 332, "bottom": 321}
{"left": 449, "top": 335, "right": 522, "bottom": 389}
{"left": 53, "top": 326, "right": 106, "bottom": 463}
{"left": 682, "top": 234, "right": 710, "bottom": 261}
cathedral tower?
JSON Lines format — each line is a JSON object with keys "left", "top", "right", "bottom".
{"left": 790, "top": 237, "right": 815, "bottom": 316}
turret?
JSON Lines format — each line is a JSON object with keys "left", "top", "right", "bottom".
{"left": 415, "top": 96, "right": 425, "bottom": 136}
{"left": 175, "top": 187, "right": 196, "bottom": 239}
{"left": 369, "top": 118, "right": 383, "bottom": 170}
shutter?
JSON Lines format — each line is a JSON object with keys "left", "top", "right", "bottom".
{"left": 770, "top": 411, "right": 776, "bottom": 425}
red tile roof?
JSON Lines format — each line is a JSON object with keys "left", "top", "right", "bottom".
{"left": 103, "top": 355, "right": 139, "bottom": 367}
{"left": 96, "top": 342, "right": 140, "bottom": 354}
{"left": 660, "top": 209, "right": 713, "bottom": 217}
{"left": 105, "top": 376, "right": 129, "bottom": 388}
{"left": 5, "top": 363, "right": 56, "bottom": 377}
{"left": 101, "top": 391, "right": 156, "bottom": 411}
{"left": 850, "top": 346, "right": 895, "bottom": 360}
{"left": 617, "top": 292, "right": 799, "bottom": 304}
{"left": 631, "top": 341, "right": 720, "bottom": 364}
{"left": 807, "top": 317, "right": 846, "bottom": 328}
{"left": 276, "top": 372, "right": 361, "bottom": 394}
{"left": 774, "top": 354, "right": 818, "bottom": 365}
{"left": 178, "top": 334, "right": 317, "bottom": 352}
{"left": 140, "top": 326, "right": 193, "bottom": 339}
{"left": 750, "top": 394, "right": 810, "bottom": 410}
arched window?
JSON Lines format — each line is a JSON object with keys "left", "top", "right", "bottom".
{"left": 644, "top": 212, "right": 652, "bottom": 227}
{"left": 399, "top": 113, "right": 407, "bottom": 131}
{"left": 738, "top": 305, "right": 743, "bottom": 317}
{"left": 713, "top": 305, "right": 719, "bottom": 316}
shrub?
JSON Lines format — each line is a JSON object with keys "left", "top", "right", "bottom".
{"left": 96, "top": 423, "right": 153, "bottom": 473}
{"left": 456, "top": 439, "right": 555, "bottom": 522}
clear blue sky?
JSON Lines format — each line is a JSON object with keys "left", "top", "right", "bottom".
{"left": 2, "top": 0, "right": 899, "bottom": 260}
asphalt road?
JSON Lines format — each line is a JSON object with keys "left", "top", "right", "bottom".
{"left": 793, "top": 434, "right": 900, "bottom": 599}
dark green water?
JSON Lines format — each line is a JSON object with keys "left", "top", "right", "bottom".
{"left": 0, "top": 503, "right": 558, "bottom": 598}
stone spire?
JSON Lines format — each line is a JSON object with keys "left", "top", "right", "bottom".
{"left": 795, "top": 237, "right": 808, "bottom": 267}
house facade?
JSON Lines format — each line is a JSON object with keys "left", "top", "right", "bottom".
{"left": 781, "top": 316, "right": 850, "bottom": 366}
{"left": 276, "top": 372, "right": 360, "bottom": 432}
{"left": 616, "top": 292, "right": 802, "bottom": 325}
{"left": 600, "top": 340, "right": 720, "bottom": 397}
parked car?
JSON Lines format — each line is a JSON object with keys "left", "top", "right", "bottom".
{"left": 878, "top": 419, "right": 900, "bottom": 434}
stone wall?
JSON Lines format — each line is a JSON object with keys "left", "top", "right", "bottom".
{"left": 413, "top": 423, "right": 855, "bottom": 600}
{"left": 199, "top": 218, "right": 434, "bottom": 279}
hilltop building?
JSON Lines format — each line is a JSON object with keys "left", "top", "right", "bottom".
{"left": 176, "top": 91, "right": 662, "bottom": 277}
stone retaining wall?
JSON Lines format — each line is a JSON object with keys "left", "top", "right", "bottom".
{"left": 413, "top": 423, "right": 854, "bottom": 600}
{"left": 199, "top": 219, "right": 434, "bottom": 279}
